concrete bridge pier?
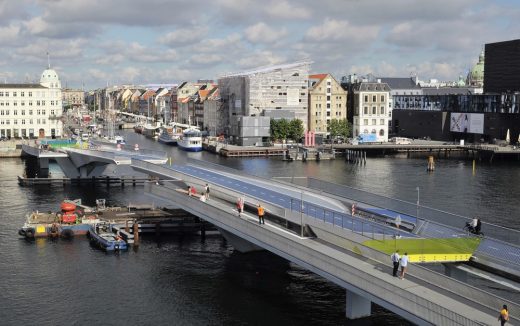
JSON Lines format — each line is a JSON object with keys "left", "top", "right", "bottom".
{"left": 443, "top": 264, "right": 468, "bottom": 282}
{"left": 38, "top": 158, "right": 49, "bottom": 178}
{"left": 346, "top": 290, "right": 371, "bottom": 319}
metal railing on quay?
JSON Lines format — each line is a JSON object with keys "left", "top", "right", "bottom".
{"left": 307, "top": 177, "right": 520, "bottom": 247}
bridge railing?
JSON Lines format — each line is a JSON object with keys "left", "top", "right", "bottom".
{"left": 145, "top": 181, "right": 511, "bottom": 325}
{"left": 306, "top": 177, "right": 520, "bottom": 247}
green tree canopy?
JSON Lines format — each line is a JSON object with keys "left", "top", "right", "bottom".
{"left": 288, "top": 119, "right": 304, "bottom": 142}
{"left": 329, "top": 119, "right": 351, "bottom": 139}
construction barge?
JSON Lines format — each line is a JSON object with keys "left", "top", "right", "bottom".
{"left": 18, "top": 199, "right": 210, "bottom": 243}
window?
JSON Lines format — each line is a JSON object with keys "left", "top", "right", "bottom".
{"left": 21, "top": 101, "right": 24, "bottom": 106}
{"left": 28, "top": 92, "right": 32, "bottom": 97}
{"left": 5, "top": 92, "right": 8, "bottom": 97}
{"left": 36, "top": 101, "right": 40, "bottom": 106}
{"left": 372, "top": 95, "right": 376, "bottom": 102}
{"left": 13, "top": 119, "right": 17, "bottom": 125}
{"left": 29, "top": 101, "right": 32, "bottom": 106}
{"left": 21, "top": 110, "right": 25, "bottom": 115}
{"left": 326, "top": 95, "right": 330, "bottom": 101}
{"left": 372, "top": 106, "right": 376, "bottom": 114}
{"left": 13, "top": 101, "right": 17, "bottom": 106}
{"left": 42, "top": 119, "right": 46, "bottom": 124}
{"left": 363, "top": 106, "right": 368, "bottom": 115}
{"left": 381, "top": 95, "right": 385, "bottom": 102}
{"left": 363, "top": 119, "right": 368, "bottom": 125}
{"left": 42, "top": 110, "right": 46, "bottom": 115}
{"left": 13, "top": 110, "right": 17, "bottom": 115}
{"left": 21, "top": 119, "right": 25, "bottom": 125}
{"left": 37, "top": 110, "right": 40, "bottom": 115}
{"left": 21, "top": 91, "right": 24, "bottom": 97}
{"left": 327, "top": 111, "right": 330, "bottom": 116}
{"left": 371, "top": 129, "right": 376, "bottom": 134}
{"left": 29, "top": 110, "right": 33, "bottom": 115}
{"left": 380, "top": 119, "right": 385, "bottom": 125}
{"left": 364, "top": 95, "right": 368, "bottom": 102}
{"left": 372, "top": 119, "right": 376, "bottom": 125}
{"left": 381, "top": 107, "right": 385, "bottom": 115}
{"left": 13, "top": 92, "right": 16, "bottom": 97}
{"left": 326, "top": 103, "right": 330, "bottom": 109}
{"left": 0, "top": 92, "right": 3, "bottom": 97}
{"left": 5, "top": 119, "right": 9, "bottom": 125}
{"left": 379, "top": 129, "right": 385, "bottom": 136}
{"left": 51, "top": 110, "right": 55, "bottom": 115}
{"left": 363, "top": 129, "right": 369, "bottom": 134}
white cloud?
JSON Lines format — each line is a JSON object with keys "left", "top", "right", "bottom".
{"left": 189, "top": 54, "right": 223, "bottom": 65}
{"left": 237, "top": 50, "right": 285, "bottom": 69}
{"left": 305, "top": 18, "right": 379, "bottom": 43}
{"left": 160, "top": 26, "right": 208, "bottom": 46}
{"left": 265, "top": 1, "right": 310, "bottom": 19}
{"left": 245, "top": 22, "right": 287, "bottom": 44}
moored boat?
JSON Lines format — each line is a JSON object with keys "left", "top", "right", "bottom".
{"left": 134, "top": 124, "right": 143, "bottom": 134}
{"left": 88, "top": 223, "right": 127, "bottom": 251}
{"left": 158, "top": 127, "right": 179, "bottom": 145}
{"left": 18, "top": 200, "right": 100, "bottom": 239}
{"left": 143, "top": 124, "right": 160, "bottom": 139}
{"left": 178, "top": 128, "right": 203, "bottom": 152}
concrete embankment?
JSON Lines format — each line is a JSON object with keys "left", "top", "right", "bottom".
{"left": 0, "top": 140, "right": 23, "bottom": 158}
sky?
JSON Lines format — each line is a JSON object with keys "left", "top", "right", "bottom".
{"left": 0, "top": 0, "right": 518, "bottom": 89}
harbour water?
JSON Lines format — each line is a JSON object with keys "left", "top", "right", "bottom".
{"left": 1, "top": 130, "right": 519, "bottom": 325}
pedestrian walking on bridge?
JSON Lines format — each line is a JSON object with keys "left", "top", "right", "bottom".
{"left": 205, "top": 183, "right": 210, "bottom": 199}
{"left": 399, "top": 252, "right": 408, "bottom": 280}
{"left": 391, "top": 250, "right": 400, "bottom": 277}
{"left": 257, "top": 204, "right": 265, "bottom": 225}
{"left": 498, "top": 304, "right": 509, "bottom": 326}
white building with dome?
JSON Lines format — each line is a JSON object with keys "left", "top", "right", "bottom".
{"left": 467, "top": 50, "right": 485, "bottom": 88}
{"left": 0, "top": 67, "right": 63, "bottom": 139}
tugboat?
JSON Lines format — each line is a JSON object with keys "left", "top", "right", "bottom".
{"left": 18, "top": 200, "right": 99, "bottom": 239}
{"left": 88, "top": 223, "right": 127, "bottom": 251}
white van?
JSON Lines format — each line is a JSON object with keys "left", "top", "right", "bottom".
{"left": 389, "top": 137, "right": 411, "bottom": 145}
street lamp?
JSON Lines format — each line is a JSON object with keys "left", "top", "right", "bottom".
{"left": 416, "top": 186, "right": 420, "bottom": 221}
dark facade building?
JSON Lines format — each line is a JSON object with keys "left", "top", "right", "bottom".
{"left": 484, "top": 39, "right": 520, "bottom": 94}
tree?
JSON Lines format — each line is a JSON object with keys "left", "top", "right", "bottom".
{"left": 329, "top": 119, "right": 351, "bottom": 141}
{"left": 270, "top": 118, "right": 289, "bottom": 142}
{"left": 288, "top": 119, "right": 304, "bottom": 142}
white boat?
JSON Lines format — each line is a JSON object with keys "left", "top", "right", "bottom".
{"left": 178, "top": 128, "right": 202, "bottom": 152}
{"left": 143, "top": 124, "right": 160, "bottom": 139}
{"left": 158, "top": 127, "right": 179, "bottom": 146}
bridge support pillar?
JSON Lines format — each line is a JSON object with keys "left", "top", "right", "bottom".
{"left": 443, "top": 264, "right": 467, "bottom": 282}
{"left": 345, "top": 290, "right": 371, "bottom": 319}
{"left": 79, "top": 166, "right": 88, "bottom": 178}
{"left": 39, "top": 158, "right": 49, "bottom": 178}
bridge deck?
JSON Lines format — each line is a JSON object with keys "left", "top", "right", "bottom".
{"left": 143, "top": 181, "right": 514, "bottom": 325}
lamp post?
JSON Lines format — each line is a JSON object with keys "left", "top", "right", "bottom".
{"left": 416, "top": 186, "right": 420, "bottom": 221}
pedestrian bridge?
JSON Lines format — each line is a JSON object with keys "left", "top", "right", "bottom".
{"left": 132, "top": 159, "right": 519, "bottom": 325}
{"left": 21, "top": 143, "right": 167, "bottom": 178}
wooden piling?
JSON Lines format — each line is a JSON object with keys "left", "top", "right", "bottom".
{"left": 133, "top": 222, "right": 139, "bottom": 246}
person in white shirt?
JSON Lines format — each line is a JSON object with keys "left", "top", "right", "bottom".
{"left": 391, "top": 250, "right": 400, "bottom": 277}
{"left": 400, "top": 253, "right": 409, "bottom": 279}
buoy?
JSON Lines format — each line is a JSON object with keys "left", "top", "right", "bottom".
{"left": 134, "top": 144, "right": 139, "bottom": 151}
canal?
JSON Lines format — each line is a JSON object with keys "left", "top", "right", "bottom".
{"left": 0, "top": 130, "right": 518, "bottom": 325}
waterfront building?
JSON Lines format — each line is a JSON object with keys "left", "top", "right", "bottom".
{"left": 308, "top": 73, "right": 347, "bottom": 137}
{"left": 203, "top": 87, "right": 226, "bottom": 137}
{"left": 466, "top": 51, "right": 485, "bottom": 89}
{"left": 139, "top": 89, "right": 156, "bottom": 117}
{"left": 129, "top": 89, "right": 143, "bottom": 114}
{"left": 156, "top": 90, "right": 172, "bottom": 123}
{"left": 194, "top": 84, "right": 216, "bottom": 129}
{"left": 218, "top": 61, "right": 310, "bottom": 145}
{"left": 484, "top": 39, "right": 520, "bottom": 94}
{"left": 351, "top": 81, "right": 390, "bottom": 142}
{"left": 62, "top": 88, "right": 85, "bottom": 109}
{"left": 176, "top": 82, "right": 210, "bottom": 124}
{"left": 0, "top": 67, "right": 63, "bottom": 139}
{"left": 379, "top": 77, "right": 422, "bottom": 133}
